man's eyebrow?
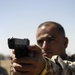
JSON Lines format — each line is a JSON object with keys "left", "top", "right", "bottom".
{"left": 48, "top": 35, "right": 55, "bottom": 38}
{"left": 47, "top": 35, "right": 55, "bottom": 39}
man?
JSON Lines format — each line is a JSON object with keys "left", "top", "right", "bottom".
{"left": 11, "top": 21, "right": 75, "bottom": 75}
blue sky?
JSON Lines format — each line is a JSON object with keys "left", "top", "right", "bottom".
{"left": 0, "top": 0, "right": 75, "bottom": 55}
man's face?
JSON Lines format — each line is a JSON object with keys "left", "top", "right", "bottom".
{"left": 36, "top": 24, "right": 68, "bottom": 58}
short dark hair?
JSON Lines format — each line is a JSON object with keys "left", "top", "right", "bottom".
{"left": 38, "top": 21, "right": 65, "bottom": 37}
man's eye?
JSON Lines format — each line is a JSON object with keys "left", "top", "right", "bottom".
{"left": 37, "top": 40, "right": 43, "bottom": 45}
{"left": 47, "top": 37, "right": 55, "bottom": 41}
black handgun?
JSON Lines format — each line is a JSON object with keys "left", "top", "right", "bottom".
{"left": 8, "top": 37, "right": 30, "bottom": 58}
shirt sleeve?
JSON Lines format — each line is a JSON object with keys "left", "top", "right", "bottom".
{"left": 40, "top": 55, "right": 75, "bottom": 75}
{"left": 51, "top": 55, "right": 75, "bottom": 75}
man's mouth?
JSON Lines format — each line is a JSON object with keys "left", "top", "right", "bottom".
{"left": 42, "top": 50, "right": 52, "bottom": 55}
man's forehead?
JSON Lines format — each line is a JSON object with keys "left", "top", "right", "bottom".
{"left": 36, "top": 25, "right": 60, "bottom": 39}
{"left": 37, "top": 25, "right": 58, "bottom": 34}
{"left": 37, "top": 33, "right": 52, "bottom": 40}
{"left": 41, "top": 34, "right": 52, "bottom": 37}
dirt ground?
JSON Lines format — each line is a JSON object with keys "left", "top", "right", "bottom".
{"left": 0, "top": 60, "right": 11, "bottom": 75}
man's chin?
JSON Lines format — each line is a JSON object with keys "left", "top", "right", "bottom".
{"left": 43, "top": 53, "right": 53, "bottom": 58}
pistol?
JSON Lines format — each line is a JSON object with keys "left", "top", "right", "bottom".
{"left": 8, "top": 37, "right": 30, "bottom": 58}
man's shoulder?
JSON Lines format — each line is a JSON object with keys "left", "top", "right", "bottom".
{"left": 71, "top": 54, "right": 75, "bottom": 61}
{"left": 43, "top": 55, "right": 75, "bottom": 75}
{"left": 66, "top": 54, "right": 75, "bottom": 61}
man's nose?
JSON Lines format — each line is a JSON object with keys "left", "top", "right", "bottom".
{"left": 42, "top": 41, "right": 48, "bottom": 50}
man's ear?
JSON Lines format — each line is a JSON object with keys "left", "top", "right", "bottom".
{"left": 64, "top": 37, "right": 68, "bottom": 48}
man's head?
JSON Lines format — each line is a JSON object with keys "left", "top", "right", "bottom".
{"left": 36, "top": 21, "right": 68, "bottom": 59}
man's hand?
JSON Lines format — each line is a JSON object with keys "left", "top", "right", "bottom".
{"left": 10, "top": 44, "right": 45, "bottom": 75}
